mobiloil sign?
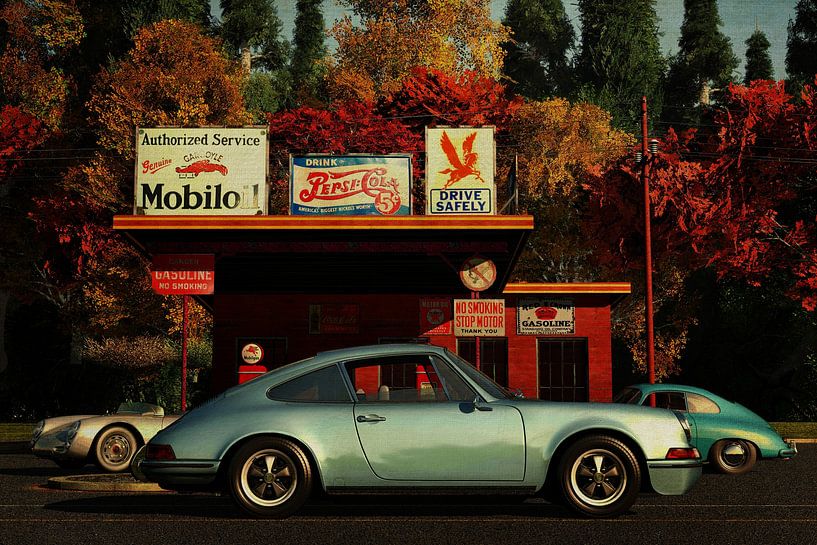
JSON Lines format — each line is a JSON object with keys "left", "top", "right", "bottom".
{"left": 135, "top": 127, "right": 268, "bottom": 215}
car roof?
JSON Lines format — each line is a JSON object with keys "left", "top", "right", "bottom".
{"left": 246, "top": 343, "right": 451, "bottom": 386}
{"left": 626, "top": 383, "right": 721, "bottom": 399}
{"left": 315, "top": 343, "right": 448, "bottom": 361}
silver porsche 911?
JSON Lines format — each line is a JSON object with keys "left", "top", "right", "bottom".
{"left": 31, "top": 402, "right": 180, "bottom": 472}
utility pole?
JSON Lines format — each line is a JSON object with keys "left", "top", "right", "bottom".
{"left": 640, "top": 96, "right": 657, "bottom": 390}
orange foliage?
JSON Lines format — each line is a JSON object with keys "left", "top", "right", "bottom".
{"left": 327, "top": 0, "right": 510, "bottom": 102}
{"left": 0, "top": 0, "right": 83, "bottom": 129}
{"left": 510, "top": 99, "right": 633, "bottom": 196}
{"left": 88, "top": 20, "right": 250, "bottom": 158}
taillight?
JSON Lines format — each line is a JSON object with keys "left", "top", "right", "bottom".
{"left": 666, "top": 447, "right": 700, "bottom": 460}
{"left": 146, "top": 444, "right": 176, "bottom": 461}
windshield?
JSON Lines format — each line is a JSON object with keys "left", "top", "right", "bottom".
{"left": 445, "top": 350, "right": 512, "bottom": 399}
{"left": 612, "top": 388, "right": 642, "bottom": 404}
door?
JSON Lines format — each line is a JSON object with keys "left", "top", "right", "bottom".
{"left": 344, "top": 354, "right": 525, "bottom": 481}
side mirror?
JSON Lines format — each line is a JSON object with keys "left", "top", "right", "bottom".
{"left": 473, "top": 397, "right": 493, "bottom": 412}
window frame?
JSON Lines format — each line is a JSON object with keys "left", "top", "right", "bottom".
{"left": 338, "top": 353, "right": 477, "bottom": 403}
{"left": 265, "top": 363, "right": 354, "bottom": 404}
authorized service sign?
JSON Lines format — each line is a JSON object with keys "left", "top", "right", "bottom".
{"left": 517, "top": 297, "right": 575, "bottom": 335}
{"left": 425, "top": 127, "right": 495, "bottom": 215}
{"left": 135, "top": 127, "right": 268, "bottom": 215}
{"left": 290, "top": 155, "right": 412, "bottom": 215}
{"left": 453, "top": 299, "right": 505, "bottom": 337}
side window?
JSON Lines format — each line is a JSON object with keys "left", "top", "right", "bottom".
{"left": 344, "top": 355, "right": 446, "bottom": 402}
{"left": 267, "top": 365, "right": 351, "bottom": 402}
{"left": 432, "top": 357, "right": 476, "bottom": 401}
{"left": 686, "top": 393, "right": 720, "bottom": 414}
{"left": 647, "top": 392, "right": 687, "bottom": 411}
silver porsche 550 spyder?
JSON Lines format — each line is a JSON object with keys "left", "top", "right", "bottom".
{"left": 31, "top": 402, "right": 180, "bottom": 472}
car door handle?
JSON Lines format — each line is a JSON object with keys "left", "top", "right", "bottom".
{"left": 357, "top": 414, "right": 386, "bottom": 422}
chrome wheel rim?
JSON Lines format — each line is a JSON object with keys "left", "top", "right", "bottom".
{"left": 720, "top": 441, "right": 747, "bottom": 468}
{"left": 569, "top": 448, "right": 628, "bottom": 507}
{"left": 102, "top": 434, "right": 132, "bottom": 466}
{"left": 240, "top": 449, "right": 297, "bottom": 507}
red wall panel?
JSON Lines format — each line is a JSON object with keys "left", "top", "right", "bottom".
{"left": 212, "top": 293, "right": 615, "bottom": 402}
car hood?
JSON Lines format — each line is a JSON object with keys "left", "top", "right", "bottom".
{"left": 40, "top": 415, "right": 98, "bottom": 435}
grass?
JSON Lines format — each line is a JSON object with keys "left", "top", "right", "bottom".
{"left": 770, "top": 422, "right": 817, "bottom": 439}
{"left": 0, "top": 423, "right": 34, "bottom": 442}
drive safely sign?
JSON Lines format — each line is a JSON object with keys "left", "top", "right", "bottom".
{"left": 425, "top": 127, "right": 495, "bottom": 215}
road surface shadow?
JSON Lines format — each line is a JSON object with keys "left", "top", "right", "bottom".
{"left": 43, "top": 493, "right": 583, "bottom": 519}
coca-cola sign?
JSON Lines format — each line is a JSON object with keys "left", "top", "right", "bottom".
{"left": 135, "top": 127, "right": 268, "bottom": 215}
{"left": 290, "top": 155, "right": 412, "bottom": 215}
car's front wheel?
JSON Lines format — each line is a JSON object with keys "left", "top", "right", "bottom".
{"left": 94, "top": 426, "right": 138, "bottom": 472}
{"left": 228, "top": 437, "right": 312, "bottom": 518}
{"left": 709, "top": 439, "right": 756, "bottom": 475}
{"left": 558, "top": 435, "right": 641, "bottom": 518}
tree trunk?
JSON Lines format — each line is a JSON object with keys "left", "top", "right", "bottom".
{"left": 69, "top": 324, "right": 82, "bottom": 366}
{"left": 241, "top": 46, "right": 252, "bottom": 74}
{"left": 0, "top": 290, "right": 8, "bottom": 373}
{"left": 699, "top": 81, "right": 711, "bottom": 106}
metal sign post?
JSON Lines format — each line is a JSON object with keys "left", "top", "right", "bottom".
{"left": 181, "top": 295, "right": 188, "bottom": 412}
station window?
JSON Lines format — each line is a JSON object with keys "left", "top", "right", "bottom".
{"left": 456, "top": 338, "right": 509, "bottom": 387}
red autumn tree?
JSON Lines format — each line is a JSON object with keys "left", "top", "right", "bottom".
{"left": 583, "top": 79, "right": 817, "bottom": 376}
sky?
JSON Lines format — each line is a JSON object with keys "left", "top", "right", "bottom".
{"left": 218, "top": 1, "right": 800, "bottom": 80}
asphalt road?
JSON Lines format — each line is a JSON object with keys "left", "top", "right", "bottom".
{"left": 1, "top": 447, "right": 815, "bottom": 545}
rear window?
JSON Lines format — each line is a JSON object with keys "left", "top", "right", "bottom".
{"left": 267, "top": 365, "right": 351, "bottom": 402}
{"left": 686, "top": 393, "right": 720, "bottom": 414}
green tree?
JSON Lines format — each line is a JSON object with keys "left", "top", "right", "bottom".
{"left": 664, "top": 0, "right": 738, "bottom": 125}
{"left": 290, "top": 0, "right": 327, "bottom": 105}
{"left": 123, "top": 0, "right": 212, "bottom": 36}
{"left": 745, "top": 28, "right": 773, "bottom": 84}
{"left": 786, "top": 0, "right": 817, "bottom": 91}
{"left": 501, "top": 0, "right": 574, "bottom": 99}
{"left": 575, "top": 0, "right": 665, "bottom": 130}
{"left": 220, "top": 0, "right": 288, "bottom": 73}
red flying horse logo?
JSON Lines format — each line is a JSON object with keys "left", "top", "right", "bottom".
{"left": 438, "top": 130, "right": 486, "bottom": 189}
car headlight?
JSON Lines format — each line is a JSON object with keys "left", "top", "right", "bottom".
{"left": 65, "top": 420, "right": 81, "bottom": 441}
{"left": 672, "top": 411, "right": 692, "bottom": 443}
{"left": 32, "top": 420, "right": 45, "bottom": 441}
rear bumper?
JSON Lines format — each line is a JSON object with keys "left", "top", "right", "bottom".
{"left": 778, "top": 440, "right": 797, "bottom": 459}
{"left": 646, "top": 459, "right": 703, "bottom": 495}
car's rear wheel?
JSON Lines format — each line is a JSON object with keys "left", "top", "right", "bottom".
{"left": 229, "top": 437, "right": 312, "bottom": 518}
{"left": 94, "top": 426, "right": 138, "bottom": 472}
{"left": 709, "top": 439, "right": 756, "bottom": 475}
{"left": 558, "top": 435, "right": 641, "bottom": 518}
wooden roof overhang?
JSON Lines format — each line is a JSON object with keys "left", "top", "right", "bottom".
{"left": 504, "top": 282, "right": 632, "bottom": 306}
{"left": 113, "top": 215, "right": 534, "bottom": 297}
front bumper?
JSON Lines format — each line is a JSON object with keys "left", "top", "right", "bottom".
{"left": 132, "top": 446, "right": 220, "bottom": 489}
{"left": 31, "top": 433, "right": 87, "bottom": 462}
{"left": 646, "top": 459, "right": 703, "bottom": 495}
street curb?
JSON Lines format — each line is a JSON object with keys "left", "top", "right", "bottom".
{"left": 47, "top": 474, "right": 165, "bottom": 492}
{"left": 0, "top": 441, "right": 28, "bottom": 454}
{"left": 788, "top": 438, "right": 817, "bottom": 444}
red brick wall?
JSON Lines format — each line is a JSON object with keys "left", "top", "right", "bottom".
{"left": 212, "top": 293, "right": 614, "bottom": 402}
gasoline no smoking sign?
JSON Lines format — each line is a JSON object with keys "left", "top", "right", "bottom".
{"left": 459, "top": 256, "right": 496, "bottom": 292}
